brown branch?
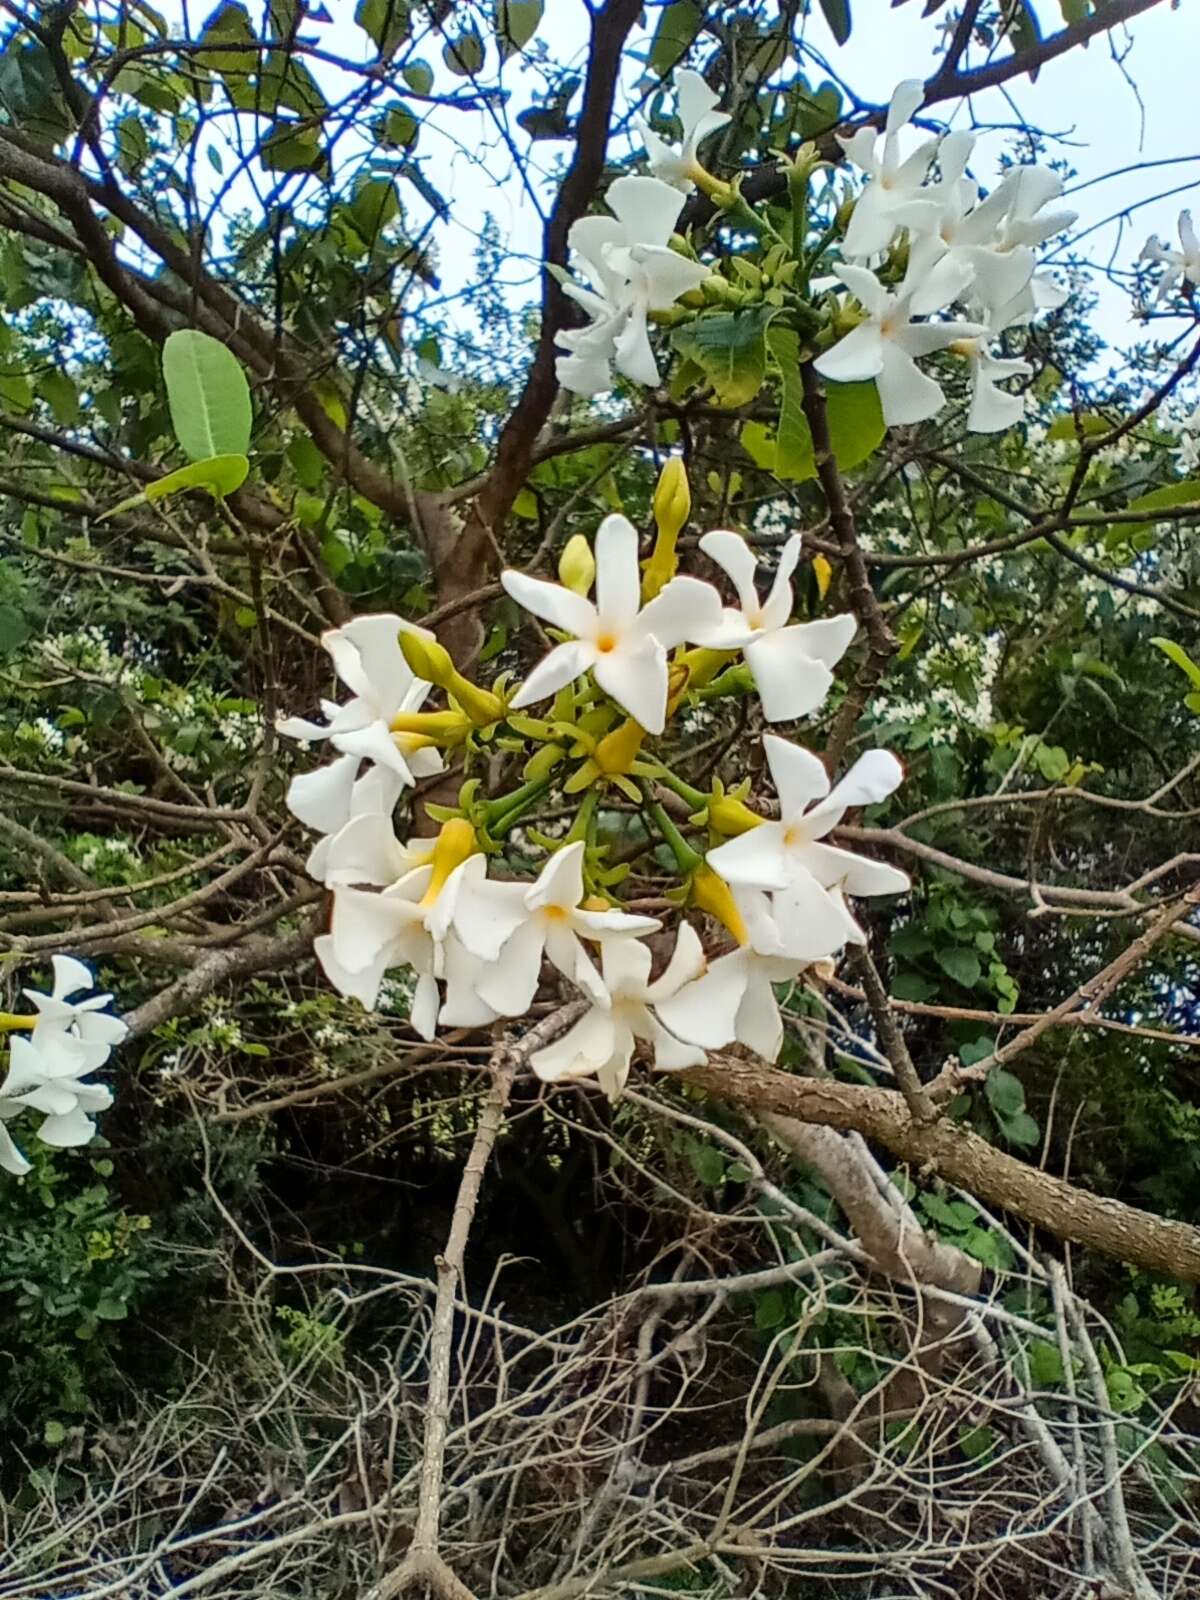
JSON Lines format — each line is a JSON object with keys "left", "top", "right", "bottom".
{"left": 682, "top": 1057, "right": 1200, "bottom": 1280}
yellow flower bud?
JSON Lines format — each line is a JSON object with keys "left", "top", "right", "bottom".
{"left": 389, "top": 707, "right": 473, "bottom": 746}
{"left": 643, "top": 456, "right": 691, "bottom": 600}
{"left": 708, "top": 795, "right": 764, "bottom": 838}
{"left": 593, "top": 717, "right": 646, "bottom": 776}
{"left": 558, "top": 534, "right": 596, "bottom": 596}
{"left": 812, "top": 552, "right": 832, "bottom": 600}
{"left": 447, "top": 674, "right": 505, "bottom": 728}
{"left": 421, "top": 817, "right": 477, "bottom": 906}
{"left": 690, "top": 864, "right": 749, "bottom": 946}
{"left": 398, "top": 626, "right": 455, "bottom": 687}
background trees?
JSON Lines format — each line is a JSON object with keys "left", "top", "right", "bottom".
{"left": 0, "top": 2, "right": 1198, "bottom": 1596}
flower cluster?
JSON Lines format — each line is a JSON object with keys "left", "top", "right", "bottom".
{"left": 556, "top": 72, "right": 1077, "bottom": 434}
{"left": 282, "top": 460, "right": 911, "bottom": 1099}
{"left": 0, "top": 956, "right": 126, "bottom": 1176}
{"left": 1141, "top": 211, "right": 1199, "bottom": 303}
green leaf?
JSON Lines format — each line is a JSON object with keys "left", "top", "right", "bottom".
{"left": 824, "top": 379, "right": 885, "bottom": 472}
{"left": 162, "top": 330, "right": 252, "bottom": 462}
{"left": 648, "top": 0, "right": 702, "bottom": 77}
{"left": 985, "top": 1067, "right": 1026, "bottom": 1119}
{"left": 1046, "top": 411, "right": 1111, "bottom": 441}
{"left": 957, "top": 1424, "right": 995, "bottom": 1460}
{"left": 739, "top": 420, "right": 776, "bottom": 470}
{"left": 767, "top": 325, "right": 815, "bottom": 480}
{"left": 444, "top": 30, "right": 485, "bottom": 75}
{"left": 376, "top": 103, "right": 419, "bottom": 149}
{"left": 38, "top": 370, "right": 80, "bottom": 426}
{"left": 1033, "top": 742, "right": 1070, "bottom": 782}
{"left": 403, "top": 60, "right": 433, "bottom": 94}
{"left": 1126, "top": 479, "right": 1200, "bottom": 514}
{"left": 890, "top": 972, "right": 937, "bottom": 1002}
{"left": 688, "top": 1143, "right": 725, "bottom": 1187}
{"left": 1029, "top": 1339, "right": 1065, "bottom": 1387}
{"left": 959, "top": 1036, "right": 994, "bottom": 1067}
{"left": 754, "top": 1288, "right": 787, "bottom": 1330}
{"left": 0, "top": 604, "right": 31, "bottom": 654}
{"left": 818, "top": 0, "right": 852, "bottom": 45}
{"left": 355, "top": 0, "right": 410, "bottom": 54}
{"left": 1150, "top": 636, "right": 1200, "bottom": 689}
{"left": 259, "top": 120, "right": 326, "bottom": 175}
{"left": 494, "top": 0, "right": 543, "bottom": 58}
{"left": 936, "top": 947, "right": 981, "bottom": 989}
{"left": 998, "top": 1110, "right": 1040, "bottom": 1148}
{"left": 673, "top": 307, "right": 775, "bottom": 408}
{"left": 95, "top": 1295, "right": 128, "bottom": 1321}
{"left": 44, "top": 1419, "right": 67, "bottom": 1446}
{"left": 102, "top": 454, "right": 250, "bottom": 520}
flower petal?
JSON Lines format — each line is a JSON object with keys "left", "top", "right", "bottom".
{"left": 331, "top": 720, "right": 417, "bottom": 781}
{"left": 509, "top": 639, "right": 598, "bottom": 709}
{"left": 832, "top": 262, "right": 890, "bottom": 316}
{"left": 654, "top": 949, "right": 748, "bottom": 1047}
{"left": 337, "top": 614, "right": 414, "bottom": 718}
{"left": 646, "top": 921, "right": 708, "bottom": 1002}
{"left": 411, "top": 971, "right": 440, "bottom": 1040}
{"left": 501, "top": 569, "right": 597, "bottom": 637}
{"left": 474, "top": 917, "right": 546, "bottom": 1016}
{"left": 806, "top": 748, "right": 904, "bottom": 835}
{"left": 330, "top": 884, "right": 422, "bottom": 975}
{"left": 287, "top": 752, "right": 359, "bottom": 834}
{"left": 35, "top": 1107, "right": 96, "bottom": 1149}
{"left": 593, "top": 514, "right": 642, "bottom": 630}
{"left": 735, "top": 969, "right": 785, "bottom": 1061}
{"left": 322, "top": 813, "right": 413, "bottom": 887}
{"left": 531, "top": 1006, "right": 617, "bottom": 1082}
{"left": 705, "top": 822, "right": 792, "bottom": 891}
{"left": 594, "top": 636, "right": 669, "bottom": 733}
{"left": 814, "top": 321, "right": 886, "bottom": 384}
{"left": 874, "top": 342, "right": 945, "bottom": 427}
{"left": 636, "top": 247, "right": 709, "bottom": 309}
{"left": 0, "top": 1122, "right": 31, "bottom": 1176}
{"left": 605, "top": 174, "right": 686, "bottom": 250}
{"left": 645, "top": 1016, "right": 707, "bottom": 1070}
{"left": 439, "top": 936, "right": 502, "bottom": 1028}
{"left": 745, "top": 631, "right": 835, "bottom": 722}
{"left": 769, "top": 874, "right": 859, "bottom": 960}
{"left": 799, "top": 840, "right": 911, "bottom": 898}
{"left": 758, "top": 533, "right": 803, "bottom": 628}
{"left": 527, "top": 840, "right": 586, "bottom": 911}
{"left": 613, "top": 306, "right": 660, "bottom": 387}
{"left": 314, "top": 933, "right": 389, "bottom": 1010}
{"left": 698, "top": 529, "right": 761, "bottom": 616}
{"left": 635, "top": 574, "right": 725, "bottom": 652}
{"left": 763, "top": 734, "right": 831, "bottom": 817}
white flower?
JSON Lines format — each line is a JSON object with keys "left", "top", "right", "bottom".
{"left": 814, "top": 260, "right": 986, "bottom": 426}
{"left": 656, "top": 880, "right": 857, "bottom": 1063}
{"left": 277, "top": 614, "right": 443, "bottom": 788}
{"left": 502, "top": 513, "right": 723, "bottom": 734}
{"left": 24, "top": 955, "right": 128, "bottom": 1074}
{"left": 318, "top": 861, "right": 492, "bottom": 1035}
{"left": 0, "top": 1036, "right": 115, "bottom": 1174}
{"left": 446, "top": 841, "right": 661, "bottom": 1013}
{"left": 530, "top": 924, "right": 709, "bottom": 1100}
{"left": 636, "top": 68, "right": 730, "bottom": 192}
{"left": 1179, "top": 407, "right": 1200, "bottom": 474}
{"left": 953, "top": 332, "right": 1032, "bottom": 434}
{"left": 706, "top": 735, "right": 910, "bottom": 906}
{"left": 289, "top": 758, "right": 416, "bottom": 884}
{"left": 691, "top": 532, "right": 857, "bottom": 720}
{"left": 314, "top": 811, "right": 433, "bottom": 889}
{"left": 839, "top": 80, "right": 941, "bottom": 260}
{"left": 555, "top": 176, "right": 710, "bottom": 396}
{"left": 1141, "top": 210, "right": 1200, "bottom": 302}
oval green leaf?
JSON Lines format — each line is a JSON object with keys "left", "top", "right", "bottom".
{"left": 1126, "top": 478, "right": 1200, "bottom": 515}
{"left": 162, "top": 329, "right": 252, "bottom": 463}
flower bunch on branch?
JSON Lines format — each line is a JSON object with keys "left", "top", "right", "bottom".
{"left": 282, "top": 459, "right": 909, "bottom": 1098}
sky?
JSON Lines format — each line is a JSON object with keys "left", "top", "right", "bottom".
{"left": 162, "top": 0, "right": 1200, "bottom": 362}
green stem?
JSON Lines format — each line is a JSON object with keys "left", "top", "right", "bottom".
{"left": 564, "top": 788, "right": 599, "bottom": 845}
{"left": 0, "top": 1012, "right": 35, "bottom": 1033}
{"left": 643, "top": 791, "right": 703, "bottom": 875}
{"left": 487, "top": 775, "right": 555, "bottom": 836}
{"left": 653, "top": 769, "right": 707, "bottom": 812}
{"left": 695, "top": 664, "right": 755, "bottom": 702}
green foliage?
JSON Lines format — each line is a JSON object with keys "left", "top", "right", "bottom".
{"left": 161, "top": 329, "right": 253, "bottom": 462}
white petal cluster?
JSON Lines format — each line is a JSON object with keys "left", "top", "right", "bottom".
{"left": 691, "top": 532, "right": 858, "bottom": 720}
{"left": 818, "top": 80, "right": 1076, "bottom": 430}
{"left": 502, "top": 511, "right": 723, "bottom": 734}
{"left": 555, "top": 176, "right": 710, "bottom": 396}
{"left": 277, "top": 614, "right": 444, "bottom": 880}
{"left": 1141, "top": 210, "right": 1200, "bottom": 303}
{"left": 708, "top": 734, "right": 910, "bottom": 920}
{"left": 635, "top": 69, "right": 731, "bottom": 193}
{"left": 0, "top": 956, "right": 126, "bottom": 1176}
